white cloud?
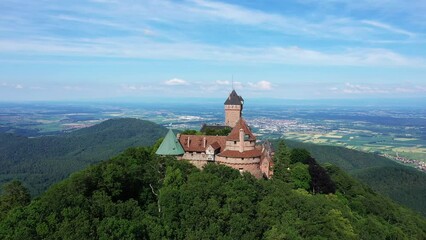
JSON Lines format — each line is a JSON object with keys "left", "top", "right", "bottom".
{"left": 340, "top": 83, "right": 389, "bottom": 94}
{"left": 361, "top": 20, "right": 415, "bottom": 38}
{"left": 216, "top": 80, "right": 230, "bottom": 85}
{"left": 1, "top": 83, "right": 25, "bottom": 89}
{"left": 187, "top": 0, "right": 419, "bottom": 41}
{"left": 63, "top": 85, "right": 85, "bottom": 91}
{"left": 126, "top": 85, "right": 137, "bottom": 90}
{"left": 164, "top": 78, "right": 189, "bottom": 86}
{"left": 394, "top": 85, "right": 426, "bottom": 93}
{"left": 29, "top": 86, "right": 44, "bottom": 90}
{"left": 0, "top": 0, "right": 423, "bottom": 68}
{"left": 232, "top": 81, "right": 244, "bottom": 89}
{"left": 121, "top": 84, "right": 153, "bottom": 91}
{"left": 248, "top": 81, "right": 272, "bottom": 90}
{"left": 330, "top": 82, "right": 426, "bottom": 95}
{"left": 1, "top": 38, "right": 423, "bottom": 67}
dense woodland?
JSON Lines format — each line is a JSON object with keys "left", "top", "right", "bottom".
{"left": 0, "top": 142, "right": 425, "bottom": 239}
{"left": 0, "top": 118, "right": 425, "bottom": 218}
{"left": 283, "top": 140, "right": 426, "bottom": 216}
{"left": 0, "top": 118, "right": 167, "bottom": 195}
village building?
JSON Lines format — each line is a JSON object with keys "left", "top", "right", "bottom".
{"left": 156, "top": 90, "right": 274, "bottom": 178}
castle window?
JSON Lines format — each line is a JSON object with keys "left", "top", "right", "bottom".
{"left": 234, "top": 141, "right": 237, "bottom": 144}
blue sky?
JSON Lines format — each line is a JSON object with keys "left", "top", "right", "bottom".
{"left": 0, "top": 0, "right": 425, "bottom": 101}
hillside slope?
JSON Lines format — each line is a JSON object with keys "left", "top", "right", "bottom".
{"left": 0, "top": 147, "right": 424, "bottom": 239}
{"left": 0, "top": 118, "right": 167, "bottom": 195}
{"left": 283, "top": 140, "right": 426, "bottom": 216}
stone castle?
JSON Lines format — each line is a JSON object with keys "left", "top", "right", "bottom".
{"left": 156, "top": 90, "right": 274, "bottom": 178}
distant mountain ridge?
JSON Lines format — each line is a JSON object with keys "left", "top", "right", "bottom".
{"left": 0, "top": 118, "right": 167, "bottom": 195}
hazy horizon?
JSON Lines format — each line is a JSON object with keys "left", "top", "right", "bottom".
{"left": 1, "top": 96, "right": 425, "bottom": 108}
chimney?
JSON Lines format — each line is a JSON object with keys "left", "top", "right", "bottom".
{"left": 203, "top": 137, "right": 206, "bottom": 148}
{"left": 187, "top": 136, "right": 190, "bottom": 148}
{"left": 239, "top": 128, "right": 244, "bottom": 152}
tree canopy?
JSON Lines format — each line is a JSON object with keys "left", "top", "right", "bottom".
{"left": 0, "top": 146, "right": 424, "bottom": 239}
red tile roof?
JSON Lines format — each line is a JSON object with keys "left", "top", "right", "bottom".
{"left": 226, "top": 118, "right": 256, "bottom": 141}
{"left": 210, "top": 141, "right": 221, "bottom": 150}
{"left": 178, "top": 135, "right": 226, "bottom": 152}
{"left": 218, "top": 149, "right": 262, "bottom": 158}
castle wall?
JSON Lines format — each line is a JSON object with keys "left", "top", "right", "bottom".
{"left": 215, "top": 155, "right": 263, "bottom": 178}
{"left": 216, "top": 155, "right": 260, "bottom": 165}
{"left": 187, "top": 160, "right": 208, "bottom": 169}
{"left": 225, "top": 140, "right": 255, "bottom": 151}
{"left": 179, "top": 152, "right": 209, "bottom": 169}
{"left": 181, "top": 152, "right": 209, "bottom": 161}
{"left": 215, "top": 159, "right": 262, "bottom": 178}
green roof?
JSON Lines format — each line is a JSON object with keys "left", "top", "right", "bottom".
{"left": 155, "top": 129, "right": 185, "bottom": 156}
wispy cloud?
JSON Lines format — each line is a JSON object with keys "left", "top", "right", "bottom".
{"left": 63, "top": 85, "right": 86, "bottom": 91}
{"left": 0, "top": 38, "right": 423, "bottom": 67}
{"left": 248, "top": 81, "right": 273, "bottom": 90}
{"left": 120, "top": 84, "right": 154, "bottom": 91}
{"left": 0, "top": 0, "right": 425, "bottom": 100}
{"left": 329, "top": 82, "right": 426, "bottom": 95}
{"left": 1, "top": 82, "right": 24, "bottom": 89}
{"left": 216, "top": 80, "right": 230, "bottom": 85}
{"left": 361, "top": 20, "right": 415, "bottom": 38}
{"left": 1, "top": 0, "right": 422, "bottom": 50}
{"left": 164, "top": 78, "right": 189, "bottom": 86}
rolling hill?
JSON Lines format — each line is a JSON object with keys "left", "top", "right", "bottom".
{"left": 0, "top": 118, "right": 167, "bottom": 195}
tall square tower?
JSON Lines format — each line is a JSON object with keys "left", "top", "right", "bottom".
{"left": 224, "top": 90, "right": 244, "bottom": 127}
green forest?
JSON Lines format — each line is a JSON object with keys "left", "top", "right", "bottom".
{"left": 0, "top": 118, "right": 425, "bottom": 218}
{"left": 0, "top": 118, "right": 167, "bottom": 195}
{"left": 282, "top": 140, "right": 426, "bottom": 216}
{"left": 0, "top": 142, "right": 425, "bottom": 239}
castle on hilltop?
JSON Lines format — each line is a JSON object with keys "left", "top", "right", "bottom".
{"left": 156, "top": 90, "right": 274, "bottom": 178}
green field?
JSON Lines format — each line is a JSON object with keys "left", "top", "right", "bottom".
{"left": 284, "top": 130, "right": 426, "bottom": 164}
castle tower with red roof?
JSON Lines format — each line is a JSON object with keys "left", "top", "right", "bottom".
{"left": 215, "top": 118, "right": 273, "bottom": 178}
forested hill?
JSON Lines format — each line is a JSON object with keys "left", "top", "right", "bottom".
{"left": 1, "top": 118, "right": 425, "bottom": 217}
{"left": 0, "top": 118, "right": 167, "bottom": 195}
{"left": 0, "top": 147, "right": 424, "bottom": 239}
{"left": 282, "top": 140, "right": 426, "bottom": 217}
